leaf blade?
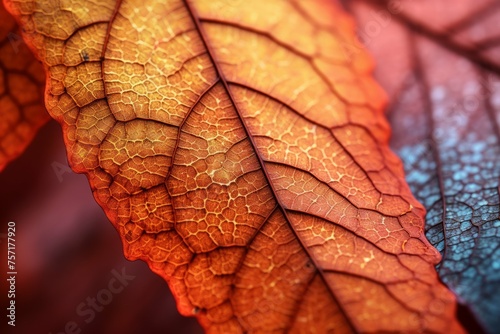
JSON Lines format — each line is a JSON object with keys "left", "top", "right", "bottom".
{"left": 348, "top": 0, "right": 500, "bottom": 331}
{"left": 0, "top": 0, "right": 48, "bottom": 171}
{"left": 4, "top": 0, "right": 464, "bottom": 332}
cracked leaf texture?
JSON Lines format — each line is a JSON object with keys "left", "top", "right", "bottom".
{"left": 0, "top": 0, "right": 48, "bottom": 171}
{"left": 348, "top": 0, "right": 500, "bottom": 331}
{"left": 4, "top": 0, "right": 464, "bottom": 332}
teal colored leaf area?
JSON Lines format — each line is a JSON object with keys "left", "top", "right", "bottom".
{"left": 347, "top": 0, "right": 500, "bottom": 332}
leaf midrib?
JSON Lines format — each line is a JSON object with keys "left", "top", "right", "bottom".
{"left": 182, "top": 0, "right": 358, "bottom": 332}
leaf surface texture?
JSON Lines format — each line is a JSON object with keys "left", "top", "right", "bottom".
{"left": 0, "top": 0, "right": 48, "bottom": 171}
{"left": 4, "top": 0, "right": 464, "bottom": 332}
{"left": 348, "top": 0, "right": 500, "bottom": 331}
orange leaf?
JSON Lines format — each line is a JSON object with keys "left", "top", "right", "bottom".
{"left": 4, "top": 0, "right": 464, "bottom": 332}
{"left": 0, "top": 1, "right": 48, "bottom": 171}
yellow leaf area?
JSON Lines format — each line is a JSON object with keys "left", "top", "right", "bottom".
{"left": 0, "top": 1, "right": 47, "bottom": 171}
{"left": 4, "top": 0, "right": 464, "bottom": 332}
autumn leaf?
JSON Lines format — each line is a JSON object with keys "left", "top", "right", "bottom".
{"left": 347, "top": 0, "right": 500, "bottom": 332}
{"left": 0, "top": 1, "right": 48, "bottom": 171}
{"left": 2, "top": 0, "right": 465, "bottom": 332}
